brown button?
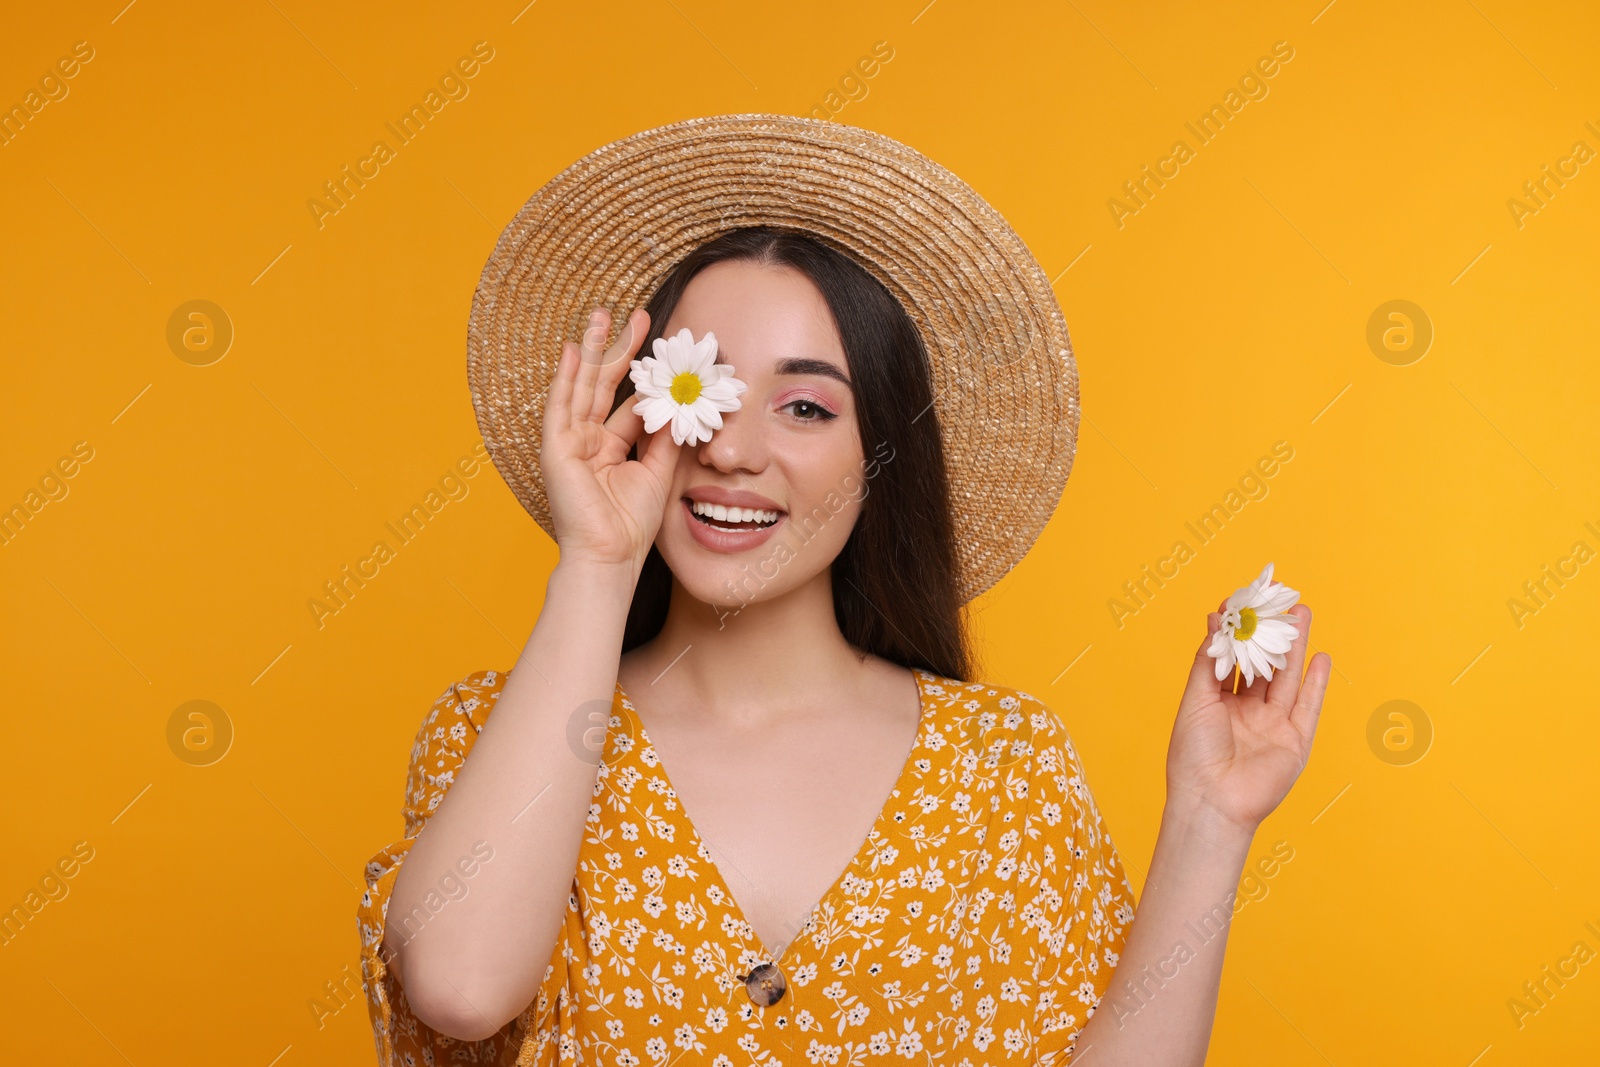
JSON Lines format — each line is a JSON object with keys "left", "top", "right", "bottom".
{"left": 742, "top": 962, "right": 786, "bottom": 1007}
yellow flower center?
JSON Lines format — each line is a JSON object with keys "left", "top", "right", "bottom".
{"left": 670, "top": 372, "right": 702, "bottom": 406}
{"left": 1234, "top": 606, "right": 1258, "bottom": 641}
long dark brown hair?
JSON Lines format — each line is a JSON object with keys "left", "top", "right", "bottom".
{"left": 610, "top": 225, "right": 973, "bottom": 682}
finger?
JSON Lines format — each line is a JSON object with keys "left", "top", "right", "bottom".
{"left": 603, "top": 386, "right": 659, "bottom": 469}
{"left": 571, "top": 307, "right": 610, "bottom": 426}
{"left": 601, "top": 307, "right": 649, "bottom": 369}
{"left": 1289, "top": 651, "right": 1331, "bottom": 746}
{"left": 1265, "top": 604, "right": 1311, "bottom": 711}
{"left": 545, "top": 338, "right": 577, "bottom": 432}
{"left": 637, "top": 419, "right": 684, "bottom": 485}
{"left": 1182, "top": 611, "right": 1228, "bottom": 707}
{"left": 586, "top": 307, "right": 650, "bottom": 423}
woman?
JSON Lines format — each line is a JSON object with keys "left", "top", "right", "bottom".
{"left": 358, "top": 117, "right": 1329, "bottom": 1066}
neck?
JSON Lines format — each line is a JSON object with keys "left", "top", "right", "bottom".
{"left": 627, "top": 567, "right": 871, "bottom": 722}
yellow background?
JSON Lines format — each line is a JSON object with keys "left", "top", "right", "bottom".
{"left": 3, "top": 0, "right": 1597, "bottom": 1062}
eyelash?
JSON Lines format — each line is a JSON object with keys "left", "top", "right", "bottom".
{"left": 781, "top": 398, "right": 838, "bottom": 422}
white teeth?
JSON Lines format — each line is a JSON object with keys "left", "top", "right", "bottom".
{"left": 689, "top": 500, "right": 781, "bottom": 524}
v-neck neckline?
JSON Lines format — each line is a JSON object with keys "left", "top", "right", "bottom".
{"left": 611, "top": 667, "right": 933, "bottom": 972}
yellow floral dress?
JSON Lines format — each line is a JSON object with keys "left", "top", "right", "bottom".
{"left": 358, "top": 667, "right": 1136, "bottom": 1066}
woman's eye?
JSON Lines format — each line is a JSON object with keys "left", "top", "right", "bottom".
{"left": 783, "top": 399, "right": 837, "bottom": 422}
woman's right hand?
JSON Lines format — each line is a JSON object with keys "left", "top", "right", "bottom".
{"left": 541, "top": 305, "right": 682, "bottom": 573}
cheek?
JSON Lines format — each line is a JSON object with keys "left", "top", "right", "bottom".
{"left": 784, "top": 453, "right": 869, "bottom": 534}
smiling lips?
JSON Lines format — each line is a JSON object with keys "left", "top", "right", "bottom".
{"left": 686, "top": 498, "right": 782, "bottom": 530}
{"left": 680, "top": 496, "right": 787, "bottom": 552}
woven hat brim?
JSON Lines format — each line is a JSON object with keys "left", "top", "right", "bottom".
{"left": 467, "top": 113, "right": 1079, "bottom": 604}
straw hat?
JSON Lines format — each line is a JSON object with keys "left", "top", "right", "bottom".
{"left": 466, "top": 113, "right": 1080, "bottom": 605}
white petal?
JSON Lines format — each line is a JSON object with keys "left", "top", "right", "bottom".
{"left": 649, "top": 364, "right": 679, "bottom": 393}
{"left": 1257, "top": 584, "right": 1300, "bottom": 614}
{"left": 1242, "top": 563, "right": 1277, "bottom": 606}
{"left": 700, "top": 388, "right": 745, "bottom": 412}
{"left": 692, "top": 330, "right": 718, "bottom": 366}
{"left": 690, "top": 397, "right": 724, "bottom": 430}
{"left": 1245, "top": 640, "right": 1273, "bottom": 680}
{"left": 1213, "top": 645, "right": 1235, "bottom": 680}
{"left": 1252, "top": 619, "right": 1298, "bottom": 654}
{"left": 683, "top": 345, "right": 715, "bottom": 378}
{"left": 663, "top": 330, "right": 696, "bottom": 374}
{"left": 675, "top": 406, "right": 710, "bottom": 446}
{"left": 633, "top": 396, "right": 675, "bottom": 433}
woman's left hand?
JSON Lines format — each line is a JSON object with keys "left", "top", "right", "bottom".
{"left": 1165, "top": 601, "right": 1330, "bottom": 835}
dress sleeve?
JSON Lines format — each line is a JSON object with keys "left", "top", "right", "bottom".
{"left": 1019, "top": 699, "right": 1138, "bottom": 1065}
{"left": 356, "top": 669, "right": 528, "bottom": 1066}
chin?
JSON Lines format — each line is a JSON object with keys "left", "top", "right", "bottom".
{"left": 657, "top": 533, "right": 821, "bottom": 616}
{"left": 663, "top": 551, "right": 781, "bottom": 610}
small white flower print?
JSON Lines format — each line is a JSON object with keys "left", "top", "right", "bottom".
{"left": 894, "top": 1025, "right": 923, "bottom": 1056}
{"left": 672, "top": 1022, "right": 702, "bottom": 1050}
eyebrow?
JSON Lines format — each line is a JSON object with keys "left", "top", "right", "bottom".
{"left": 716, "top": 350, "right": 852, "bottom": 387}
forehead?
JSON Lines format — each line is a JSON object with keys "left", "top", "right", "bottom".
{"left": 666, "top": 260, "right": 844, "bottom": 372}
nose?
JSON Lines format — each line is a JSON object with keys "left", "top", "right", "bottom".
{"left": 695, "top": 400, "right": 766, "bottom": 475}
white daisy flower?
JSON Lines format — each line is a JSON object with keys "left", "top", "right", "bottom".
{"left": 1208, "top": 562, "right": 1301, "bottom": 686}
{"left": 628, "top": 327, "right": 747, "bottom": 446}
